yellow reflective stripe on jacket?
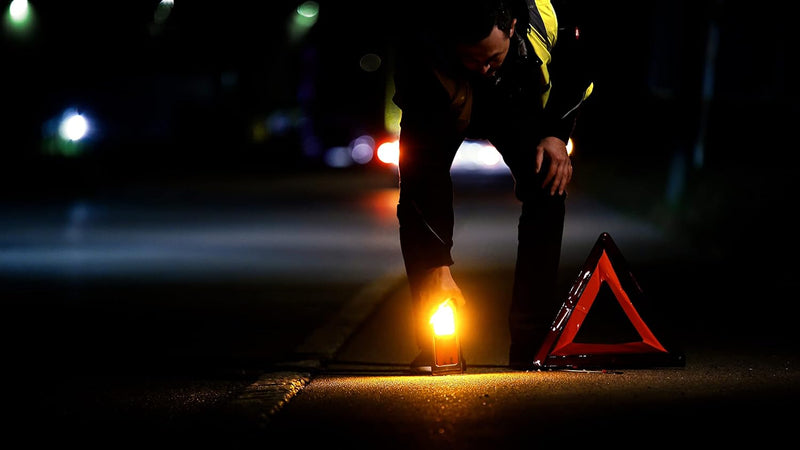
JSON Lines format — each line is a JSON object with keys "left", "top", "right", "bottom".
{"left": 526, "top": 0, "right": 558, "bottom": 106}
{"left": 560, "top": 81, "right": 594, "bottom": 120}
{"left": 528, "top": 0, "right": 558, "bottom": 53}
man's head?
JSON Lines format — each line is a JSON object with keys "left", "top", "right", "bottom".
{"left": 446, "top": 0, "right": 518, "bottom": 78}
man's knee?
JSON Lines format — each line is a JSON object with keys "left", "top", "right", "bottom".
{"left": 513, "top": 174, "right": 566, "bottom": 205}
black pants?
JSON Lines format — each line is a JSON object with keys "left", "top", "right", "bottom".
{"left": 396, "top": 68, "right": 567, "bottom": 358}
{"left": 472, "top": 86, "right": 566, "bottom": 359}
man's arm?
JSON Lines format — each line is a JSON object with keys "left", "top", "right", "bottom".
{"left": 541, "top": 4, "right": 594, "bottom": 143}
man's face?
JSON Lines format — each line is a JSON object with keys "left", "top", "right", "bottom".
{"left": 455, "top": 20, "right": 516, "bottom": 78}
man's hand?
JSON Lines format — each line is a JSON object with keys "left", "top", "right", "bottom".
{"left": 535, "top": 136, "right": 573, "bottom": 196}
{"left": 421, "top": 266, "right": 465, "bottom": 314}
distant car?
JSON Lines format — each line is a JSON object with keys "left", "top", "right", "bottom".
{"left": 375, "top": 138, "right": 510, "bottom": 174}
{"left": 449, "top": 139, "right": 510, "bottom": 175}
{"left": 377, "top": 137, "right": 573, "bottom": 174}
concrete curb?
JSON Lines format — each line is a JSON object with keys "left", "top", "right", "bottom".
{"left": 226, "top": 270, "right": 407, "bottom": 428}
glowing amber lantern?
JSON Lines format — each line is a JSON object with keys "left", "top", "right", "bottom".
{"left": 430, "top": 299, "right": 465, "bottom": 376}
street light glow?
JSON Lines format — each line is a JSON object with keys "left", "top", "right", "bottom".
{"left": 296, "top": 1, "right": 319, "bottom": 18}
{"left": 4, "top": 0, "right": 36, "bottom": 38}
{"left": 59, "top": 111, "right": 89, "bottom": 141}
{"left": 9, "top": 0, "right": 29, "bottom": 22}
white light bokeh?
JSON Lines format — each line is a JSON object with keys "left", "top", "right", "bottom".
{"left": 58, "top": 111, "right": 89, "bottom": 141}
{"left": 376, "top": 140, "right": 399, "bottom": 165}
{"left": 351, "top": 135, "right": 375, "bottom": 165}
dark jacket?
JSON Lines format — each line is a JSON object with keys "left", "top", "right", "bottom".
{"left": 392, "top": 0, "right": 593, "bottom": 272}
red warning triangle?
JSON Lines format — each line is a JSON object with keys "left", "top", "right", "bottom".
{"left": 533, "top": 232, "right": 685, "bottom": 370}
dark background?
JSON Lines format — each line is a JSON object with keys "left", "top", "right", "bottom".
{"left": 2, "top": 3, "right": 796, "bottom": 440}
{"left": 2, "top": 0, "right": 795, "bottom": 254}
{"left": 3, "top": 1, "right": 793, "bottom": 159}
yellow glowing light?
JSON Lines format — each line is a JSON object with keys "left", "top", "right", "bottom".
{"left": 567, "top": 137, "right": 574, "bottom": 156}
{"left": 430, "top": 300, "right": 456, "bottom": 336}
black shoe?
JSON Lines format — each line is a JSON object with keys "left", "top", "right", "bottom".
{"left": 409, "top": 348, "right": 433, "bottom": 374}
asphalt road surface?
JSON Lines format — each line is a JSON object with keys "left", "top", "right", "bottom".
{"left": 4, "top": 163, "right": 796, "bottom": 448}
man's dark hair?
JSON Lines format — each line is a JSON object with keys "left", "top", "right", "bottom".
{"left": 445, "top": 0, "right": 516, "bottom": 45}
